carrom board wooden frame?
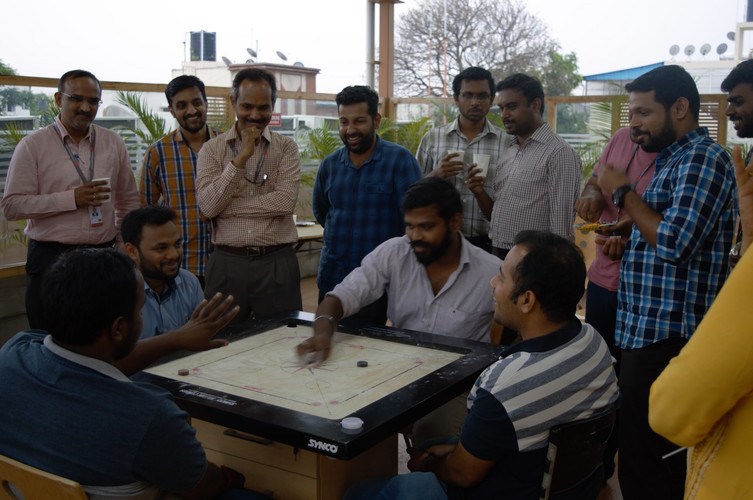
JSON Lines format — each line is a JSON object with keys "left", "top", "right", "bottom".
{"left": 144, "top": 311, "right": 503, "bottom": 460}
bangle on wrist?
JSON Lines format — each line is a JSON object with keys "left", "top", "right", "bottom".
{"left": 314, "top": 314, "right": 337, "bottom": 328}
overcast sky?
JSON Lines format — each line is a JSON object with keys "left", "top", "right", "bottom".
{"left": 0, "top": 0, "right": 747, "bottom": 94}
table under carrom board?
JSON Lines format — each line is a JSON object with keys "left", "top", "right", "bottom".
{"left": 145, "top": 312, "right": 503, "bottom": 499}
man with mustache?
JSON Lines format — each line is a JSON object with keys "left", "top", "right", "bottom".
{"left": 140, "top": 75, "right": 220, "bottom": 288}
{"left": 489, "top": 73, "right": 582, "bottom": 259}
{"left": 598, "top": 65, "right": 737, "bottom": 499}
{"left": 196, "top": 68, "right": 302, "bottom": 323}
{"left": 313, "top": 85, "right": 422, "bottom": 324}
{"left": 417, "top": 67, "right": 506, "bottom": 253}
{"left": 1, "top": 69, "right": 139, "bottom": 330}
{"left": 300, "top": 177, "right": 500, "bottom": 443}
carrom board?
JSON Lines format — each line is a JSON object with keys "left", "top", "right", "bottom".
{"left": 144, "top": 312, "right": 503, "bottom": 460}
{"left": 146, "top": 324, "right": 462, "bottom": 420}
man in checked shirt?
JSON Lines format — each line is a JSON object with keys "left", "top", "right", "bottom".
{"left": 140, "top": 75, "right": 220, "bottom": 288}
{"left": 489, "top": 73, "right": 582, "bottom": 259}
{"left": 598, "top": 65, "right": 737, "bottom": 500}
{"left": 197, "top": 68, "right": 302, "bottom": 323}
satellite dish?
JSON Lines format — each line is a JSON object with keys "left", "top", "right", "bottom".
{"left": 700, "top": 43, "right": 711, "bottom": 56}
{"left": 293, "top": 61, "right": 304, "bottom": 67}
{"left": 669, "top": 44, "right": 680, "bottom": 56}
{"left": 246, "top": 59, "right": 254, "bottom": 63}
{"left": 276, "top": 51, "right": 288, "bottom": 61}
{"left": 728, "top": 31, "right": 736, "bottom": 41}
{"left": 717, "top": 43, "right": 728, "bottom": 55}
{"left": 684, "top": 45, "right": 695, "bottom": 56}
{"left": 247, "top": 48, "right": 257, "bottom": 58}
{"left": 221, "top": 56, "right": 232, "bottom": 66}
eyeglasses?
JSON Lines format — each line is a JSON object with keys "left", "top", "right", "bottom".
{"left": 459, "top": 92, "right": 491, "bottom": 102}
{"left": 60, "top": 92, "right": 102, "bottom": 107}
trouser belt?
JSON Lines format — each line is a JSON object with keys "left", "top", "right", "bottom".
{"left": 216, "top": 243, "right": 290, "bottom": 257}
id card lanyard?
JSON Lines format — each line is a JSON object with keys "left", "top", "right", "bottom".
{"left": 53, "top": 124, "right": 102, "bottom": 226}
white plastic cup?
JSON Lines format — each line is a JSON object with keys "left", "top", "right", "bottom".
{"left": 92, "top": 177, "right": 111, "bottom": 203}
{"left": 472, "top": 154, "right": 490, "bottom": 178}
{"left": 446, "top": 149, "right": 465, "bottom": 164}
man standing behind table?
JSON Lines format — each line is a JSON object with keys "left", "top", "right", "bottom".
{"left": 1, "top": 69, "right": 139, "bottom": 329}
{"left": 140, "top": 75, "right": 220, "bottom": 288}
{"left": 197, "top": 68, "right": 301, "bottom": 323}
{"left": 575, "top": 126, "right": 656, "bottom": 481}
{"left": 490, "top": 73, "right": 581, "bottom": 259}
{"left": 598, "top": 65, "right": 737, "bottom": 500}
{"left": 416, "top": 67, "right": 506, "bottom": 252}
{"left": 313, "top": 85, "right": 422, "bottom": 324}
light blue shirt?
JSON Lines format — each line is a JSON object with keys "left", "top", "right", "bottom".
{"left": 140, "top": 268, "right": 203, "bottom": 339}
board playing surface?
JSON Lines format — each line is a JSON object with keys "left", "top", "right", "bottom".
{"left": 146, "top": 324, "right": 462, "bottom": 420}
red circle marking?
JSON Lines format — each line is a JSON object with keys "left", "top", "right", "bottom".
{"left": 330, "top": 401, "right": 340, "bottom": 405}
{"left": 312, "top": 402, "right": 322, "bottom": 406}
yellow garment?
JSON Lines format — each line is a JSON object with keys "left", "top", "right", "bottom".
{"left": 649, "top": 248, "right": 753, "bottom": 499}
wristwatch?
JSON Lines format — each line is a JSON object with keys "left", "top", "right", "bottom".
{"left": 612, "top": 185, "right": 632, "bottom": 209}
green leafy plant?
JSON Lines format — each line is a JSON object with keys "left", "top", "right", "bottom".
{"left": 377, "top": 116, "right": 433, "bottom": 155}
{"left": 0, "top": 121, "right": 27, "bottom": 149}
{"left": 114, "top": 91, "right": 169, "bottom": 145}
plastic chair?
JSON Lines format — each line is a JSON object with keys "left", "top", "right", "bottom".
{"left": 0, "top": 453, "right": 87, "bottom": 500}
{"left": 539, "top": 404, "right": 618, "bottom": 500}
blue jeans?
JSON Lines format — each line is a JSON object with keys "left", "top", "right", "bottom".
{"left": 344, "top": 437, "right": 457, "bottom": 499}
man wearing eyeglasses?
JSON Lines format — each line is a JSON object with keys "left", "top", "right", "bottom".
{"left": 417, "top": 67, "right": 507, "bottom": 253}
{"left": 196, "top": 68, "right": 302, "bottom": 323}
{"left": 1, "top": 69, "right": 139, "bottom": 330}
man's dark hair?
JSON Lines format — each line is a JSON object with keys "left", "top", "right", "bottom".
{"left": 452, "top": 67, "right": 495, "bottom": 99}
{"left": 336, "top": 86, "right": 379, "bottom": 118}
{"left": 165, "top": 75, "right": 207, "bottom": 106}
{"left": 121, "top": 206, "right": 177, "bottom": 247}
{"left": 509, "top": 230, "right": 585, "bottom": 323}
{"left": 721, "top": 59, "right": 753, "bottom": 93}
{"left": 58, "top": 69, "right": 101, "bottom": 94}
{"left": 496, "top": 73, "right": 546, "bottom": 115}
{"left": 625, "top": 65, "right": 700, "bottom": 120}
{"left": 43, "top": 249, "right": 138, "bottom": 346}
{"left": 401, "top": 177, "right": 462, "bottom": 223}
{"left": 231, "top": 68, "right": 277, "bottom": 104}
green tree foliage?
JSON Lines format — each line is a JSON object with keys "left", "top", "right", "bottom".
{"left": 0, "top": 59, "right": 16, "bottom": 76}
{"left": 534, "top": 51, "right": 582, "bottom": 97}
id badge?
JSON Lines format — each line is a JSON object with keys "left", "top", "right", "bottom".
{"left": 88, "top": 205, "right": 104, "bottom": 227}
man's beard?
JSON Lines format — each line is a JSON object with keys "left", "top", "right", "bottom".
{"left": 411, "top": 229, "right": 453, "bottom": 266}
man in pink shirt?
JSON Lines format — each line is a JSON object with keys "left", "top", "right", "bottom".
{"left": 1, "top": 69, "right": 139, "bottom": 329}
{"left": 574, "top": 126, "right": 656, "bottom": 480}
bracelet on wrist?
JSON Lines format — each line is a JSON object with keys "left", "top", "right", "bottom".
{"left": 314, "top": 314, "right": 337, "bottom": 328}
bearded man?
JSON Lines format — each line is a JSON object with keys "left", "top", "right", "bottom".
{"left": 312, "top": 85, "right": 422, "bottom": 325}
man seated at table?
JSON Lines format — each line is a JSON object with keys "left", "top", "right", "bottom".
{"left": 0, "top": 248, "right": 270, "bottom": 499}
{"left": 297, "top": 177, "right": 501, "bottom": 444}
{"left": 122, "top": 205, "right": 205, "bottom": 339}
{"left": 343, "top": 230, "right": 619, "bottom": 499}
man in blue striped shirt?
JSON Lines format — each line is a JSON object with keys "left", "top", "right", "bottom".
{"left": 313, "top": 86, "right": 422, "bottom": 324}
{"left": 598, "top": 65, "right": 737, "bottom": 500}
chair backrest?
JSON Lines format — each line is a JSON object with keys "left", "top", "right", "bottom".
{"left": 539, "top": 405, "right": 618, "bottom": 500}
{"left": 0, "top": 453, "right": 88, "bottom": 500}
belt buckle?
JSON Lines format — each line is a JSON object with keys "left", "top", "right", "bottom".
{"left": 246, "top": 246, "right": 262, "bottom": 257}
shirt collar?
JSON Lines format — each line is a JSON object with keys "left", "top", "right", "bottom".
{"left": 500, "top": 319, "right": 582, "bottom": 357}
{"left": 143, "top": 273, "right": 179, "bottom": 300}
{"left": 512, "top": 121, "right": 552, "bottom": 146}
{"left": 54, "top": 114, "right": 93, "bottom": 142}
{"left": 43, "top": 335, "right": 131, "bottom": 382}
{"left": 446, "top": 118, "right": 501, "bottom": 141}
{"left": 656, "top": 127, "right": 709, "bottom": 167}
{"left": 339, "top": 135, "right": 384, "bottom": 167}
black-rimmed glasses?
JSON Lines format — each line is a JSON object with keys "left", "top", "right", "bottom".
{"left": 60, "top": 92, "right": 102, "bottom": 107}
